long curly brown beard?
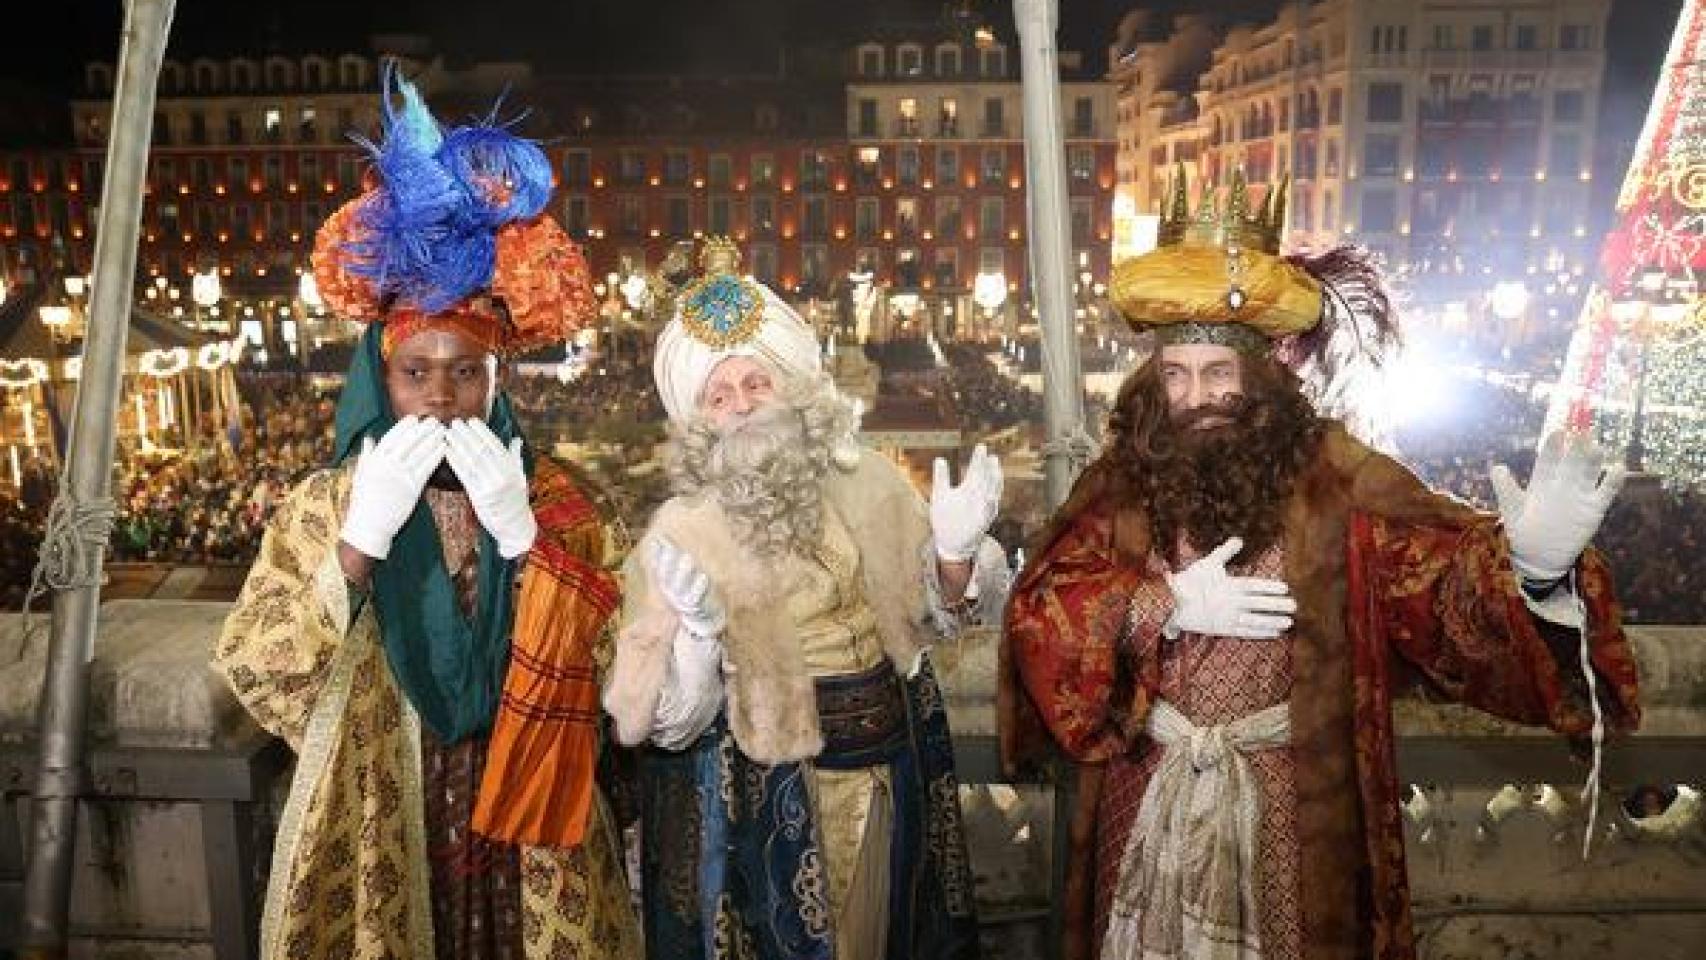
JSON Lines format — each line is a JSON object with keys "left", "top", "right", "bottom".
{"left": 1104, "top": 355, "right": 1325, "bottom": 566}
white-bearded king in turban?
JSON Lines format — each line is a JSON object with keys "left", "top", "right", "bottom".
{"left": 605, "top": 238, "right": 1007, "bottom": 960}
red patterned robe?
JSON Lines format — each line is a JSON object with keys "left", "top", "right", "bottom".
{"left": 999, "top": 424, "right": 1642, "bottom": 960}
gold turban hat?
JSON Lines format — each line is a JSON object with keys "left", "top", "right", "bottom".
{"left": 1110, "top": 167, "right": 1323, "bottom": 353}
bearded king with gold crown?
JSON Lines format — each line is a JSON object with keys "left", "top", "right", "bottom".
{"left": 1000, "top": 170, "right": 1643, "bottom": 960}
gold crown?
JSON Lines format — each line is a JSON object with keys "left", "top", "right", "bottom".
{"left": 1157, "top": 165, "right": 1289, "bottom": 255}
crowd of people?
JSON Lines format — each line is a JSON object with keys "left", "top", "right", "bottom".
{"left": 0, "top": 329, "right": 1700, "bottom": 622}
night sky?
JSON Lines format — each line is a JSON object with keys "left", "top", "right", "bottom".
{"left": 0, "top": 0, "right": 1684, "bottom": 151}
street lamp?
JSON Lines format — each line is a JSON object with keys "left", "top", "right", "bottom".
{"left": 191, "top": 270, "right": 222, "bottom": 334}
{"left": 298, "top": 271, "right": 322, "bottom": 312}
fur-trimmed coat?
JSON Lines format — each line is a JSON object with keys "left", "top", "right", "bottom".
{"left": 605, "top": 449, "right": 936, "bottom": 762}
{"left": 1000, "top": 423, "right": 1643, "bottom": 960}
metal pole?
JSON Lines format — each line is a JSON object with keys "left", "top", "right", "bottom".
{"left": 1013, "top": 5, "right": 1091, "bottom": 960}
{"left": 21, "top": 0, "right": 176, "bottom": 954}
{"left": 1014, "top": 0, "right": 1089, "bottom": 510}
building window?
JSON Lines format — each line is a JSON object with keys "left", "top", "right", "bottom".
{"left": 189, "top": 111, "right": 208, "bottom": 145}
{"left": 1367, "top": 82, "right": 1404, "bottom": 123}
{"left": 153, "top": 111, "right": 172, "bottom": 146}
{"left": 860, "top": 48, "right": 882, "bottom": 78}
{"left": 1550, "top": 132, "right": 1582, "bottom": 175}
{"left": 1072, "top": 97, "right": 1094, "bottom": 137}
{"left": 1070, "top": 198, "right": 1093, "bottom": 242}
{"left": 666, "top": 196, "right": 691, "bottom": 235}
{"left": 618, "top": 196, "right": 643, "bottom": 235}
{"left": 938, "top": 98, "right": 959, "bottom": 137}
{"left": 558, "top": 197, "right": 587, "bottom": 237}
{"left": 803, "top": 196, "right": 828, "bottom": 238}
{"left": 982, "top": 147, "right": 1005, "bottom": 180}
{"left": 979, "top": 247, "right": 1004, "bottom": 273}
{"left": 936, "top": 146, "right": 959, "bottom": 184}
{"left": 1417, "top": 135, "right": 1450, "bottom": 177}
{"left": 936, "top": 45, "right": 961, "bottom": 77}
{"left": 1432, "top": 25, "right": 1454, "bottom": 50}
{"left": 263, "top": 108, "right": 283, "bottom": 143}
{"left": 935, "top": 197, "right": 961, "bottom": 236}
{"left": 854, "top": 146, "right": 881, "bottom": 188}
{"left": 751, "top": 196, "right": 776, "bottom": 236}
{"left": 1559, "top": 25, "right": 1592, "bottom": 51}
{"left": 750, "top": 243, "right": 777, "bottom": 284}
{"left": 858, "top": 99, "right": 878, "bottom": 137}
{"left": 982, "top": 97, "right": 1005, "bottom": 137}
{"left": 1361, "top": 189, "right": 1397, "bottom": 233}
{"left": 1069, "top": 146, "right": 1094, "bottom": 184}
{"left": 1364, "top": 134, "right": 1400, "bottom": 176}
{"left": 898, "top": 146, "right": 920, "bottom": 186}
{"left": 933, "top": 248, "right": 959, "bottom": 288}
{"left": 800, "top": 150, "right": 830, "bottom": 191}
{"left": 802, "top": 244, "right": 829, "bottom": 290}
{"left": 1327, "top": 89, "right": 1343, "bottom": 125}
{"left": 663, "top": 151, "right": 691, "bottom": 186}
{"left": 564, "top": 150, "right": 592, "bottom": 187}
{"left": 708, "top": 154, "right": 732, "bottom": 189}
{"left": 896, "top": 198, "right": 919, "bottom": 239}
{"left": 898, "top": 98, "right": 919, "bottom": 137}
{"left": 619, "top": 151, "right": 646, "bottom": 185}
{"left": 981, "top": 46, "right": 1006, "bottom": 78}
{"left": 299, "top": 107, "right": 318, "bottom": 143}
{"left": 1553, "top": 90, "right": 1586, "bottom": 123}
{"left": 895, "top": 248, "right": 920, "bottom": 287}
{"left": 979, "top": 197, "right": 1004, "bottom": 236}
{"left": 264, "top": 156, "right": 283, "bottom": 190}
{"left": 1514, "top": 24, "right": 1539, "bottom": 51}
{"left": 1471, "top": 25, "right": 1495, "bottom": 51}
{"left": 898, "top": 45, "right": 923, "bottom": 76}
{"left": 708, "top": 197, "right": 733, "bottom": 235}
{"left": 227, "top": 157, "right": 249, "bottom": 188}
{"left": 192, "top": 157, "right": 211, "bottom": 188}
{"left": 856, "top": 198, "right": 879, "bottom": 240}
{"left": 751, "top": 154, "right": 776, "bottom": 189}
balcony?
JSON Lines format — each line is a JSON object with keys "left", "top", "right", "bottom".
{"left": 930, "top": 622, "right": 1706, "bottom": 957}
{"left": 896, "top": 118, "right": 921, "bottom": 138}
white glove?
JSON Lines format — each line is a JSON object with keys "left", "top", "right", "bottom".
{"left": 444, "top": 418, "right": 538, "bottom": 559}
{"left": 650, "top": 538, "right": 726, "bottom": 639}
{"left": 1490, "top": 432, "right": 1625, "bottom": 583}
{"left": 652, "top": 624, "right": 725, "bottom": 750}
{"left": 931, "top": 444, "right": 1003, "bottom": 562}
{"left": 340, "top": 416, "right": 446, "bottom": 560}
{"left": 1165, "top": 537, "right": 1296, "bottom": 640}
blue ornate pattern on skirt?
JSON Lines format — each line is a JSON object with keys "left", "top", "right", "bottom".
{"left": 639, "top": 657, "right": 983, "bottom": 960}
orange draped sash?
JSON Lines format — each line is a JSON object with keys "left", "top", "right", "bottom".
{"left": 472, "top": 460, "right": 620, "bottom": 848}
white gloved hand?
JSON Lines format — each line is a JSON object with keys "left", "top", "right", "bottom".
{"left": 1490, "top": 431, "right": 1625, "bottom": 583}
{"left": 444, "top": 418, "right": 538, "bottom": 559}
{"left": 652, "top": 623, "right": 725, "bottom": 750}
{"left": 1165, "top": 537, "right": 1297, "bottom": 640}
{"left": 650, "top": 538, "right": 726, "bottom": 639}
{"left": 340, "top": 415, "right": 446, "bottom": 560}
{"left": 931, "top": 444, "right": 1004, "bottom": 562}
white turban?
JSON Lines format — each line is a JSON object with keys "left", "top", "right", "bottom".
{"left": 653, "top": 276, "right": 824, "bottom": 423}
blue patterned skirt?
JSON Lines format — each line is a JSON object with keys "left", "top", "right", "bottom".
{"left": 639, "top": 657, "right": 982, "bottom": 960}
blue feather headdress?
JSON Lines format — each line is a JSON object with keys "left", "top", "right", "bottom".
{"left": 343, "top": 62, "right": 551, "bottom": 314}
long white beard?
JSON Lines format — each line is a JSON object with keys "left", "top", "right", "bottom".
{"left": 668, "top": 402, "right": 834, "bottom": 561}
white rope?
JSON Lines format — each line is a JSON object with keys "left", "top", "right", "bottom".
{"left": 1571, "top": 566, "right": 1604, "bottom": 861}
{"left": 13, "top": 482, "right": 117, "bottom": 659}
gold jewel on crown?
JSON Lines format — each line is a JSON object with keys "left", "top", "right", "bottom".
{"left": 1156, "top": 164, "right": 1288, "bottom": 256}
